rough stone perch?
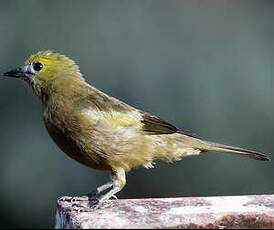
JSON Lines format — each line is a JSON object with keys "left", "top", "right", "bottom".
{"left": 55, "top": 194, "right": 274, "bottom": 229}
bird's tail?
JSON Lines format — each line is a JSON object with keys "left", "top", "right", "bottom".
{"left": 192, "top": 138, "right": 270, "bottom": 161}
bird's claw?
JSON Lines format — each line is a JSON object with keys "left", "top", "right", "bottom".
{"left": 58, "top": 196, "right": 73, "bottom": 202}
{"left": 71, "top": 203, "right": 94, "bottom": 212}
{"left": 70, "top": 199, "right": 113, "bottom": 212}
{"left": 58, "top": 195, "right": 90, "bottom": 202}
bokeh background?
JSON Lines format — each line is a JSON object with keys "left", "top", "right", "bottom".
{"left": 0, "top": 0, "right": 274, "bottom": 228}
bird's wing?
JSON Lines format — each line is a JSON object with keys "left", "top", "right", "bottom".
{"left": 83, "top": 86, "right": 197, "bottom": 137}
{"left": 140, "top": 111, "right": 197, "bottom": 137}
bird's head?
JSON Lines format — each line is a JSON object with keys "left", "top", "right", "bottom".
{"left": 4, "top": 50, "right": 84, "bottom": 99}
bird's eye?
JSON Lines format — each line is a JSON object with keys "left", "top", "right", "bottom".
{"left": 32, "top": 62, "right": 43, "bottom": 71}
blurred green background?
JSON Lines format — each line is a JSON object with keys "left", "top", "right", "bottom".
{"left": 0, "top": 0, "right": 274, "bottom": 228}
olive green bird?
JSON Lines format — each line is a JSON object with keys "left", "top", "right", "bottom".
{"left": 3, "top": 51, "right": 270, "bottom": 210}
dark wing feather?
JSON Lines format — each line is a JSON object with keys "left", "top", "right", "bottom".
{"left": 140, "top": 111, "right": 197, "bottom": 137}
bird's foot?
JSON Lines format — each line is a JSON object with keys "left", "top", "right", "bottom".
{"left": 58, "top": 195, "right": 90, "bottom": 202}
{"left": 71, "top": 199, "right": 113, "bottom": 212}
{"left": 58, "top": 190, "right": 117, "bottom": 204}
{"left": 84, "top": 189, "right": 118, "bottom": 199}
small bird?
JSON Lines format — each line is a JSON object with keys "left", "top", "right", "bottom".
{"left": 3, "top": 51, "right": 270, "bottom": 210}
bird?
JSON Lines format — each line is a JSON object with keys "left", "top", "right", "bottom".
{"left": 3, "top": 50, "right": 270, "bottom": 210}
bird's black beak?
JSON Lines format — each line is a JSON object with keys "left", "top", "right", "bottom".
{"left": 3, "top": 66, "right": 26, "bottom": 78}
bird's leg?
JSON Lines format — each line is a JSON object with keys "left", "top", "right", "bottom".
{"left": 71, "top": 168, "right": 126, "bottom": 211}
{"left": 85, "top": 181, "right": 113, "bottom": 198}
{"left": 97, "top": 167, "right": 126, "bottom": 204}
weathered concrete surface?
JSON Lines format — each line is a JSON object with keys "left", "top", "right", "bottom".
{"left": 55, "top": 194, "right": 274, "bottom": 229}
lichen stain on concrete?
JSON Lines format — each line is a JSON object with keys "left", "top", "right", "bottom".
{"left": 216, "top": 214, "right": 274, "bottom": 229}
{"left": 166, "top": 214, "right": 274, "bottom": 229}
{"left": 244, "top": 195, "right": 274, "bottom": 209}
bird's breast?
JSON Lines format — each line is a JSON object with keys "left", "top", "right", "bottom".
{"left": 42, "top": 110, "right": 112, "bottom": 171}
